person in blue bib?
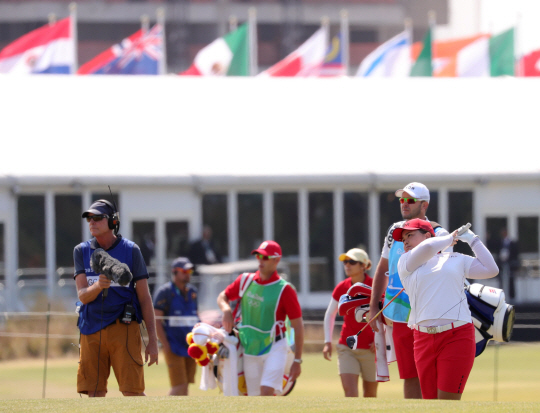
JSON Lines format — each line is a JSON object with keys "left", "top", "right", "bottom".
{"left": 367, "top": 182, "right": 450, "bottom": 399}
{"left": 73, "top": 199, "right": 159, "bottom": 397}
{"left": 154, "top": 257, "right": 200, "bottom": 395}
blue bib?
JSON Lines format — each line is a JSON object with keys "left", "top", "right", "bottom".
{"left": 78, "top": 238, "right": 142, "bottom": 335}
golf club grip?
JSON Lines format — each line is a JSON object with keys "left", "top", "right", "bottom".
{"left": 457, "top": 223, "right": 472, "bottom": 236}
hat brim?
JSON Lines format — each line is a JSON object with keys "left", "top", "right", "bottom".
{"left": 82, "top": 209, "right": 106, "bottom": 218}
{"left": 251, "top": 249, "right": 280, "bottom": 257}
{"left": 174, "top": 263, "right": 194, "bottom": 270}
{"left": 338, "top": 253, "right": 352, "bottom": 261}
{"left": 392, "top": 227, "right": 405, "bottom": 242}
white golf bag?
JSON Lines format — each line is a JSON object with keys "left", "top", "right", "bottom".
{"left": 465, "top": 283, "right": 516, "bottom": 357}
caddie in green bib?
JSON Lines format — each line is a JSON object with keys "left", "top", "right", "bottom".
{"left": 238, "top": 278, "right": 289, "bottom": 356}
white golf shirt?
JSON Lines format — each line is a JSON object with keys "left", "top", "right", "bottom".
{"left": 398, "top": 234, "right": 498, "bottom": 328}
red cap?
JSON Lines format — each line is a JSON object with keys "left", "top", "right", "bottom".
{"left": 251, "top": 240, "right": 282, "bottom": 258}
{"left": 392, "top": 218, "right": 435, "bottom": 242}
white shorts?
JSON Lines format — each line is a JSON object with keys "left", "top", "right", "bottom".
{"left": 243, "top": 338, "right": 288, "bottom": 396}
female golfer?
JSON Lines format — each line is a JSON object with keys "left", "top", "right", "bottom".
{"left": 393, "top": 219, "right": 498, "bottom": 400}
{"left": 323, "top": 248, "right": 378, "bottom": 397}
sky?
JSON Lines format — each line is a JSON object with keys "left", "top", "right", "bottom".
{"left": 440, "top": 1, "right": 540, "bottom": 55}
{"left": 481, "top": 0, "right": 540, "bottom": 54}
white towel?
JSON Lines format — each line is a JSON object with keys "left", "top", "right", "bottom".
{"left": 220, "top": 334, "right": 239, "bottom": 396}
{"left": 199, "top": 363, "right": 217, "bottom": 391}
{"left": 374, "top": 319, "right": 389, "bottom": 382}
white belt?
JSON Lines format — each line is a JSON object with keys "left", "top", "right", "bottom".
{"left": 414, "top": 320, "right": 470, "bottom": 334}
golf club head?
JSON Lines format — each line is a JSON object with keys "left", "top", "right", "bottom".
{"left": 346, "top": 335, "right": 359, "bottom": 350}
{"left": 354, "top": 304, "right": 370, "bottom": 322}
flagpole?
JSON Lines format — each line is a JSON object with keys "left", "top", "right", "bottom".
{"left": 321, "top": 15, "right": 330, "bottom": 43}
{"left": 69, "top": 2, "right": 77, "bottom": 74}
{"left": 141, "top": 14, "right": 150, "bottom": 34}
{"left": 157, "top": 7, "right": 167, "bottom": 75}
{"left": 405, "top": 17, "right": 412, "bottom": 76}
{"left": 340, "top": 9, "right": 349, "bottom": 76}
{"left": 229, "top": 15, "right": 238, "bottom": 32}
{"left": 428, "top": 10, "right": 436, "bottom": 76}
{"left": 248, "top": 7, "right": 258, "bottom": 76}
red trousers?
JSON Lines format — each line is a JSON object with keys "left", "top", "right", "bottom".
{"left": 413, "top": 322, "right": 475, "bottom": 399}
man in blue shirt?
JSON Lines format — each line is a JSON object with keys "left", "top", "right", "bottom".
{"left": 154, "top": 257, "right": 199, "bottom": 396}
{"left": 74, "top": 199, "right": 159, "bottom": 397}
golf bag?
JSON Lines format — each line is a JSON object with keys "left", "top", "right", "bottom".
{"left": 465, "top": 283, "right": 516, "bottom": 357}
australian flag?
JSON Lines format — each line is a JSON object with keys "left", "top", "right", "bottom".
{"left": 78, "top": 24, "right": 163, "bottom": 75}
{"left": 318, "top": 32, "right": 346, "bottom": 77}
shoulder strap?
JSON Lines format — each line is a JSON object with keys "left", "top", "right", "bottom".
{"left": 233, "top": 272, "right": 256, "bottom": 324}
{"left": 385, "top": 221, "right": 404, "bottom": 250}
{"left": 239, "top": 272, "right": 256, "bottom": 298}
{"left": 430, "top": 221, "right": 442, "bottom": 230}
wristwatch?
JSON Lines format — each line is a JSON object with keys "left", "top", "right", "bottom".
{"left": 293, "top": 358, "right": 303, "bottom": 364}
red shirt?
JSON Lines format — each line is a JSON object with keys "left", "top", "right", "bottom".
{"left": 225, "top": 271, "right": 302, "bottom": 334}
{"left": 332, "top": 275, "right": 374, "bottom": 348}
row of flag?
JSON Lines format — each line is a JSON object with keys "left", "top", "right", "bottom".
{"left": 1, "top": 14, "right": 539, "bottom": 77}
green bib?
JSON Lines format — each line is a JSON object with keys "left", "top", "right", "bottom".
{"left": 238, "top": 277, "right": 288, "bottom": 356}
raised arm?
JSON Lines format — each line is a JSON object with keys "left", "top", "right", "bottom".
{"left": 403, "top": 234, "right": 456, "bottom": 273}
{"left": 458, "top": 230, "right": 499, "bottom": 279}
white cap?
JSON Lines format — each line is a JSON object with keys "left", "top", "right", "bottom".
{"left": 395, "top": 182, "right": 430, "bottom": 201}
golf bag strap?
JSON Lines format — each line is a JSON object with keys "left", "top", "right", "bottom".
{"left": 232, "top": 272, "right": 256, "bottom": 323}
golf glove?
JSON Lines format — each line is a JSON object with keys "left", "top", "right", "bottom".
{"left": 457, "top": 229, "right": 478, "bottom": 245}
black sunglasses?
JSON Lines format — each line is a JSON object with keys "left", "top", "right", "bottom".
{"left": 342, "top": 259, "right": 359, "bottom": 265}
{"left": 85, "top": 214, "right": 108, "bottom": 222}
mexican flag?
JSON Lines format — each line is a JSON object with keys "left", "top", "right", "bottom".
{"left": 180, "top": 24, "right": 249, "bottom": 76}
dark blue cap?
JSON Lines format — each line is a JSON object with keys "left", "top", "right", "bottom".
{"left": 171, "top": 257, "right": 194, "bottom": 270}
{"left": 82, "top": 200, "right": 115, "bottom": 218}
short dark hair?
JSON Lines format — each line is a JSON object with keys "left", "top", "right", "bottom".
{"left": 418, "top": 229, "right": 432, "bottom": 237}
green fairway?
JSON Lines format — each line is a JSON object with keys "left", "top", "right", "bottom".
{"left": 1, "top": 342, "right": 539, "bottom": 411}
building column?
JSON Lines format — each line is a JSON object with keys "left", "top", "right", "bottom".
{"left": 298, "top": 188, "right": 309, "bottom": 301}
{"left": 5, "top": 194, "right": 18, "bottom": 311}
{"left": 333, "top": 188, "right": 344, "bottom": 285}
{"left": 368, "top": 190, "right": 379, "bottom": 260}
{"left": 263, "top": 189, "right": 273, "bottom": 241}
{"left": 156, "top": 218, "right": 166, "bottom": 290}
{"left": 45, "top": 191, "right": 56, "bottom": 301}
{"left": 227, "top": 190, "right": 238, "bottom": 262}
{"left": 438, "top": 187, "right": 449, "bottom": 230}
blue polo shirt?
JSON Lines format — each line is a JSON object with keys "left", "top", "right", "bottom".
{"left": 154, "top": 281, "right": 199, "bottom": 357}
{"left": 73, "top": 235, "right": 149, "bottom": 335}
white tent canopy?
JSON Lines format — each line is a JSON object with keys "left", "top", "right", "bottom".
{"left": 1, "top": 75, "right": 539, "bottom": 182}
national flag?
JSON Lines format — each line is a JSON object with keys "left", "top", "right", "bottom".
{"left": 410, "top": 28, "right": 432, "bottom": 76}
{"left": 521, "top": 49, "right": 540, "bottom": 76}
{"left": 78, "top": 24, "right": 163, "bottom": 75}
{"left": 356, "top": 30, "right": 411, "bottom": 77}
{"left": 318, "top": 33, "right": 346, "bottom": 77}
{"left": 428, "top": 34, "right": 489, "bottom": 77}
{"left": 259, "top": 27, "right": 328, "bottom": 77}
{"left": 0, "top": 18, "right": 74, "bottom": 74}
{"left": 410, "top": 29, "right": 514, "bottom": 77}
{"left": 180, "top": 24, "right": 249, "bottom": 76}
